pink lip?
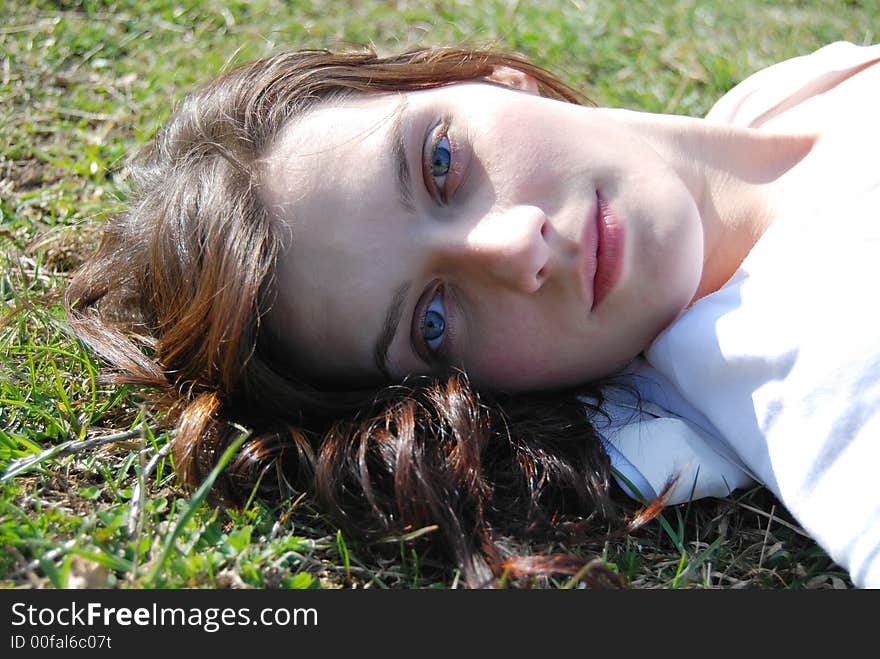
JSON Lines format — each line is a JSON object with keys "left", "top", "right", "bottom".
{"left": 580, "top": 191, "right": 624, "bottom": 311}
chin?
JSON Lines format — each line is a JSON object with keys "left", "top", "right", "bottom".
{"left": 650, "top": 215, "right": 704, "bottom": 321}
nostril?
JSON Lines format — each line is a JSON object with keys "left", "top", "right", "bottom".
{"left": 540, "top": 220, "right": 548, "bottom": 239}
{"left": 536, "top": 266, "right": 546, "bottom": 286}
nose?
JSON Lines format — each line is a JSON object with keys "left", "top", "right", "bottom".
{"left": 448, "top": 204, "right": 553, "bottom": 293}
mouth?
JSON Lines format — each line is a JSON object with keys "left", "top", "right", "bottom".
{"left": 580, "top": 191, "right": 624, "bottom": 311}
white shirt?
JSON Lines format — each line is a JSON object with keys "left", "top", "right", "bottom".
{"left": 594, "top": 42, "right": 880, "bottom": 588}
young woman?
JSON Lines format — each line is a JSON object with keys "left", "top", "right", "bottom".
{"left": 65, "top": 42, "right": 880, "bottom": 588}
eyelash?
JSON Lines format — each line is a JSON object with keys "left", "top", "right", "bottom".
{"left": 419, "top": 284, "right": 448, "bottom": 358}
{"left": 424, "top": 120, "right": 453, "bottom": 204}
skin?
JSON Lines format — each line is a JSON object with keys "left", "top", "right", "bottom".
{"left": 261, "top": 67, "right": 815, "bottom": 390}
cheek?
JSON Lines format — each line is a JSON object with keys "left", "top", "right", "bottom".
{"left": 472, "top": 105, "right": 567, "bottom": 199}
{"left": 464, "top": 308, "right": 576, "bottom": 388}
{"left": 472, "top": 349, "right": 552, "bottom": 388}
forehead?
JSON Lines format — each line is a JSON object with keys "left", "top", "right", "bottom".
{"left": 260, "top": 93, "right": 408, "bottom": 384}
{"left": 264, "top": 93, "right": 404, "bottom": 199}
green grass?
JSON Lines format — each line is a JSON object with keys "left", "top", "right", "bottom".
{"left": 1, "top": 0, "right": 872, "bottom": 589}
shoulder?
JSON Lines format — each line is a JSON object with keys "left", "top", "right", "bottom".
{"left": 706, "top": 42, "right": 880, "bottom": 128}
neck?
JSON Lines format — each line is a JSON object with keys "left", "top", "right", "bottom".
{"left": 597, "top": 108, "right": 817, "bottom": 301}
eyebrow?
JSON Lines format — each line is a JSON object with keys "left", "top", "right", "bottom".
{"left": 374, "top": 280, "right": 411, "bottom": 379}
{"left": 390, "top": 96, "right": 416, "bottom": 213}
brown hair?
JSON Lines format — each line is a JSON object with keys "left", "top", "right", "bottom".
{"left": 65, "top": 46, "right": 628, "bottom": 587}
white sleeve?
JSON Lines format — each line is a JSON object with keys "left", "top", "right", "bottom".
{"left": 583, "top": 358, "right": 757, "bottom": 506}
{"left": 603, "top": 415, "right": 756, "bottom": 505}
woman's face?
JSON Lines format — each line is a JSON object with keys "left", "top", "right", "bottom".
{"left": 262, "top": 72, "right": 704, "bottom": 390}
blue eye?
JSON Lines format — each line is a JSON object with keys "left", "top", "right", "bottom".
{"left": 430, "top": 134, "right": 451, "bottom": 196}
{"left": 422, "top": 288, "right": 446, "bottom": 352}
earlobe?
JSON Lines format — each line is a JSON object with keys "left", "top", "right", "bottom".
{"left": 485, "top": 65, "right": 540, "bottom": 95}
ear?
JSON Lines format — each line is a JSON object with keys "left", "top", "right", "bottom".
{"left": 484, "top": 65, "right": 540, "bottom": 95}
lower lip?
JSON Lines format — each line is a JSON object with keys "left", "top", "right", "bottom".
{"left": 591, "top": 192, "right": 624, "bottom": 310}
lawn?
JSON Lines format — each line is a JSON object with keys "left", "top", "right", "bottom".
{"left": 1, "top": 0, "right": 875, "bottom": 589}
